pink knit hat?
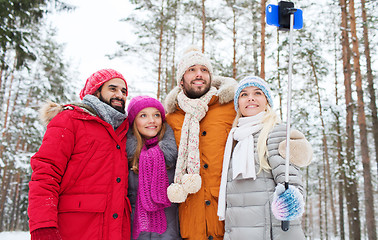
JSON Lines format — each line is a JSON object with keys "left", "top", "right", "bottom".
{"left": 127, "top": 96, "right": 166, "bottom": 126}
{"left": 79, "top": 69, "right": 128, "bottom": 100}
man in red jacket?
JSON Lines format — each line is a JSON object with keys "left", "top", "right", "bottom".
{"left": 28, "top": 69, "right": 131, "bottom": 240}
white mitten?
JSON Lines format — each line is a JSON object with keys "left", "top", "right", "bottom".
{"left": 167, "top": 183, "right": 188, "bottom": 203}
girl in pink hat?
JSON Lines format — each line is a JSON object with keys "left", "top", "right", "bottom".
{"left": 126, "top": 96, "right": 181, "bottom": 240}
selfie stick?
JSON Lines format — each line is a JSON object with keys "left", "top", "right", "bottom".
{"left": 281, "top": 11, "right": 295, "bottom": 232}
{"left": 266, "top": 1, "right": 302, "bottom": 231}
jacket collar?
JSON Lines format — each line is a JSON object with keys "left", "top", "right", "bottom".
{"left": 38, "top": 100, "right": 128, "bottom": 137}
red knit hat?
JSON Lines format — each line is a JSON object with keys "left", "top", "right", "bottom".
{"left": 79, "top": 69, "right": 128, "bottom": 100}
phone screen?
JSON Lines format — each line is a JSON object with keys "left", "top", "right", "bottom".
{"left": 266, "top": 4, "right": 303, "bottom": 30}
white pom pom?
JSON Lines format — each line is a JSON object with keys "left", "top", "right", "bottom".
{"left": 183, "top": 45, "right": 201, "bottom": 55}
{"left": 182, "top": 174, "right": 202, "bottom": 194}
{"left": 167, "top": 183, "right": 188, "bottom": 203}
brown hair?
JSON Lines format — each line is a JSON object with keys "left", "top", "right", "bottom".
{"left": 129, "top": 122, "right": 167, "bottom": 173}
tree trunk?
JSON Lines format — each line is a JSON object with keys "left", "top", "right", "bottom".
{"left": 0, "top": 165, "right": 11, "bottom": 231}
{"left": 348, "top": 1, "right": 376, "bottom": 239}
{"left": 0, "top": 60, "right": 16, "bottom": 162}
{"left": 335, "top": 110, "right": 346, "bottom": 240}
{"left": 164, "top": 40, "right": 169, "bottom": 95}
{"left": 339, "top": 0, "right": 361, "bottom": 238}
{"left": 323, "top": 158, "right": 329, "bottom": 240}
{"left": 334, "top": 34, "right": 345, "bottom": 240}
{"left": 157, "top": 0, "right": 165, "bottom": 100}
{"left": 360, "top": 0, "right": 378, "bottom": 174}
{"left": 260, "top": 0, "right": 266, "bottom": 79}
{"left": 15, "top": 91, "right": 32, "bottom": 150}
{"left": 232, "top": 6, "right": 237, "bottom": 80}
{"left": 318, "top": 166, "right": 323, "bottom": 240}
{"left": 303, "top": 167, "right": 309, "bottom": 236}
{"left": 251, "top": 0, "right": 259, "bottom": 76}
{"left": 13, "top": 174, "right": 23, "bottom": 230}
{"left": 201, "top": 0, "right": 206, "bottom": 53}
{"left": 309, "top": 52, "right": 337, "bottom": 237}
{"left": 309, "top": 198, "right": 314, "bottom": 239}
{"left": 171, "top": 0, "right": 178, "bottom": 90}
{"left": 276, "top": 31, "right": 283, "bottom": 120}
{"left": 9, "top": 171, "right": 20, "bottom": 231}
{"left": 0, "top": 49, "right": 8, "bottom": 104}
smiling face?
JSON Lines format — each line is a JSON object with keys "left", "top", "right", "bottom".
{"left": 134, "top": 107, "right": 163, "bottom": 139}
{"left": 96, "top": 78, "right": 127, "bottom": 113}
{"left": 238, "top": 86, "right": 268, "bottom": 117}
{"left": 181, "top": 65, "right": 211, "bottom": 99}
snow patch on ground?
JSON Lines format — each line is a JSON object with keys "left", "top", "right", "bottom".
{"left": 0, "top": 231, "right": 30, "bottom": 240}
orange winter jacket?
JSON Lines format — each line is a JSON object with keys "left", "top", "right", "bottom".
{"left": 164, "top": 76, "right": 237, "bottom": 240}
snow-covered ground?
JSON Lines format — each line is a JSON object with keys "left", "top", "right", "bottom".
{"left": 0, "top": 231, "right": 30, "bottom": 240}
{"left": 0, "top": 231, "right": 348, "bottom": 239}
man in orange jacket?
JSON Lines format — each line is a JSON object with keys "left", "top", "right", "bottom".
{"left": 164, "top": 46, "right": 237, "bottom": 240}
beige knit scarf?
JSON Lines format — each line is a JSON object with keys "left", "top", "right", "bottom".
{"left": 167, "top": 86, "right": 217, "bottom": 203}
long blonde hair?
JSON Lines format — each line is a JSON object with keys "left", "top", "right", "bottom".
{"left": 232, "top": 105, "right": 280, "bottom": 173}
{"left": 129, "top": 122, "right": 167, "bottom": 173}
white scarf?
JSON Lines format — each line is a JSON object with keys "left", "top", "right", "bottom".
{"left": 217, "top": 111, "right": 265, "bottom": 220}
{"left": 174, "top": 87, "right": 217, "bottom": 184}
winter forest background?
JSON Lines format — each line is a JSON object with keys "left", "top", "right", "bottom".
{"left": 0, "top": 0, "right": 377, "bottom": 239}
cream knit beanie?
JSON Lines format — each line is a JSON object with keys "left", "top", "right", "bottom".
{"left": 176, "top": 46, "right": 213, "bottom": 85}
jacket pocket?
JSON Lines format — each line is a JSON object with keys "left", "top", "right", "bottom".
{"left": 58, "top": 194, "right": 107, "bottom": 239}
{"left": 58, "top": 194, "right": 106, "bottom": 212}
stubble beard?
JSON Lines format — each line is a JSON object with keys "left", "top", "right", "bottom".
{"left": 99, "top": 94, "right": 126, "bottom": 114}
{"left": 182, "top": 78, "right": 211, "bottom": 99}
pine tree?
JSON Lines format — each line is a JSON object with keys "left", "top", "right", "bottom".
{"left": 348, "top": 0, "right": 376, "bottom": 239}
{"left": 0, "top": 1, "right": 76, "bottom": 229}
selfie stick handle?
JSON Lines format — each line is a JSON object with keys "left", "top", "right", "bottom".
{"left": 281, "top": 12, "right": 294, "bottom": 232}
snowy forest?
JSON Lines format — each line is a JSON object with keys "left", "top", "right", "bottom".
{"left": 0, "top": 0, "right": 377, "bottom": 239}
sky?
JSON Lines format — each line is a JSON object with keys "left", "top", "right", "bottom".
{"left": 48, "top": 0, "right": 152, "bottom": 98}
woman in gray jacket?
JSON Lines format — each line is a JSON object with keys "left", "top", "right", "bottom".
{"left": 218, "top": 76, "right": 308, "bottom": 240}
{"left": 126, "top": 96, "right": 181, "bottom": 240}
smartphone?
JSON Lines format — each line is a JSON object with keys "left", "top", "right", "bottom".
{"left": 266, "top": 4, "right": 303, "bottom": 30}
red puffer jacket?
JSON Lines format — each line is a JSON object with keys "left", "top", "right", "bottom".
{"left": 28, "top": 104, "right": 131, "bottom": 240}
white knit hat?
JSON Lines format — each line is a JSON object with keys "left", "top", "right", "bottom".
{"left": 176, "top": 46, "right": 213, "bottom": 85}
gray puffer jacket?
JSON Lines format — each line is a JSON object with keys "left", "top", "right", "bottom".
{"left": 224, "top": 124, "right": 305, "bottom": 240}
{"left": 126, "top": 124, "right": 182, "bottom": 240}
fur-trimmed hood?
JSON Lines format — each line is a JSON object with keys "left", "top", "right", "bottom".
{"left": 38, "top": 101, "right": 96, "bottom": 126}
{"left": 164, "top": 75, "right": 237, "bottom": 114}
{"left": 126, "top": 123, "right": 178, "bottom": 169}
{"left": 39, "top": 101, "right": 65, "bottom": 126}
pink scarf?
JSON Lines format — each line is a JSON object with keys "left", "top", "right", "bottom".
{"left": 133, "top": 137, "right": 171, "bottom": 239}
